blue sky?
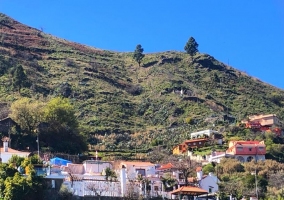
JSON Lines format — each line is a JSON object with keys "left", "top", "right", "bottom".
{"left": 1, "top": 1, "right": 284, "bottom": 89}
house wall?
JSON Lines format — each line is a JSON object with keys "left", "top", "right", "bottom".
{"left": 190, "top": 130, "right": 218, "bottom": 139}
{"left": 123, "top": 164, "right": 156, "bottom": 180}
{"left": 208, "top": 153, "right": 226, "bottom": 163}
{"left": 187, "top": 140, "right": 207, "bottom": 148}
{"left": 200, "top": 173, "right": 219, "bottom": 193}
{"left": 227, "top": 141, "right": 266, "bottom": 154}
{"left": 83, "top": 162, "right": 112, "bottom": 174}
{"left": 1, "top": 152, "right": 30, "bottom": 163}
{"left": 248, "top": 114, "right": 281, "bottom": 127}
{"left": 173, "top": 146, "right": 182, "bottom": 155}
{"left": 235, "top": 155, "right": 265, "bottom": 162}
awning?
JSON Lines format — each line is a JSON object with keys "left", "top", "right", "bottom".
{"left": 170, "top": 186, "right": 208, "bottom": 196}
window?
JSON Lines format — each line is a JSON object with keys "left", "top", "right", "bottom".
{"left": 154, "top": 186, "right": 159, "bottom": 191}
{"left": 136, "top": 169, "right": 146, "bottom": 176}
{"left": 237, "top": 147, "right": 243, "bottom": 151}
{"left": 193, "top": 142, "right": 196, "bottom": 145}
{"left": 209, "top": 188, "right": 212, "bottom": 193}
{"left": 249, "top": 148, "right": 252, "bottom": 151}
{"left": 259, "top": 147, "right": 264, "bottom": 151}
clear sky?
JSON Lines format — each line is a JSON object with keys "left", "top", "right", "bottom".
{"left": 1, "top": 1, "right": 284, "bottom": 89}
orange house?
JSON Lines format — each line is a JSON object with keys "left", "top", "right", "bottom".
{"left": 226, "top": 140, "right": 266, "bottom": 162}
{"left": 173, "top": 139, "right": 208, "bottom": 155}
{"left": 242, "top": 114, "right": 281, "bottom": 127}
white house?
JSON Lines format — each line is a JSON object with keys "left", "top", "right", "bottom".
{"left": 60, "top": 160, "right": 165, "bottom": 198}
{"left": 0, "top": 137, "right": 30, "bottom": 163}
{"left": 118, "top": 161, "right": 157, "bottom": 180}
{"left": 190, "top": 129, "right": 219, "bottom": 139}
{"left": 197, "top": 167, "right": 219, "bottom": 194}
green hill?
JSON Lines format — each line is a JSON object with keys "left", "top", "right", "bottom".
{"left": 1, "top": 13, "right": 284, "bottom": 153}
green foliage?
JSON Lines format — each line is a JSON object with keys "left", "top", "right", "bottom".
{"left": 7, "top": 155, "right": 25, "bottom": 168}
{"left": 0, "top": 157, "right": 44, "bottom": 200}
{"left": 44, "top": 97, "right": 78, "bottom": 130}
{"left": 133, "top": 44, "right": 145, "bottom": 66}
{"left": 184, "top": 36, "right": 199, "bottom": 56}
{"left": 202, "top": 163, "right": 215, "bottom": 174}
{"left": 104, "top": 167, "right": 117, "bottom": 181}
{"left": 21, "top": 155, "right": 42, "bottom": 169}
{"left": 10, "top": 98, "right": 44, "bottom": 134}
{"left": 12, "top": 65, "right": 28, "bottom": 92}
{"left": 58, "top": 185, "right": 73, "bottom": 200}
{"left": 1, "top": 13, "right": 284, "bottom": 160}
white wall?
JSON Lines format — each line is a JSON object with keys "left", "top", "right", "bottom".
{"left": 124, "top": 165, "right": 156, "bottom": 180}
{"left": 83, "top": 161, "right": 112, "bottom": 174}
{"left": 200, "top": 173, "right": 219, "bottom": 193}
{"left": 1, "top": 152, "right": 30, "bottom": 163}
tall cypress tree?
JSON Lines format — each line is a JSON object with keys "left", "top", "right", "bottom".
{"left": 133, "top": 44, "right": 145, "bottom": 67}
{"left": 184, "top": 37, "right": 199, "bottom": 56}
{"left": 13, "top": 65, "right": 27, "bottom": 92}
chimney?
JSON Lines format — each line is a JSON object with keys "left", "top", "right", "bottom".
{"left": 120, "top": 165, "right": 126, "bottom": 197}
{"left": 196, "top": 167, "right": 203, "bottom": 181}
{"left": 2, "top": 137, "right": 10, "bottom": 152}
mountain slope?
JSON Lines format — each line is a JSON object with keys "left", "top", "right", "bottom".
{"left": 1, "top": 13, "right": 284, "bottom": 151}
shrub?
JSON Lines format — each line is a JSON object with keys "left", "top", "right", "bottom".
{"left": 125, "top": 84, "right": 143, "bottom": 95}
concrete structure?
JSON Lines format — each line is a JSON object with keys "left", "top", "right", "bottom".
{"left": 190, "top": 129, "right": 219, "bottom": 139}
{"left": 0, "top": 137, "right": 30, "bottom": 163}
{"left": 208, "top": 151, "right": 227, "bottom": 163}
{"left": 226, "top": 140, "right": 266, "bottom": 162}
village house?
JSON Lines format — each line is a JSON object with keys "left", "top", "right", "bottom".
{"left": 173, "top": 138, "right": 208, "bottom": 155}
{"left": 225, "top": 140, "right": 266, "bottom": 162}
{"left": 0, "top": 137, "right": 30, "bottom": 163}
{"left": 196, "top": 167, "right": 219, "bottom": 194}
{"left": 0, "top": 117, "right": 19, "bottom": 135}
{"left": 173, "top": 129, "right": 223, "bottom": 156}
{"left": 241, "top": 114, "right": 282, "bottom": 135}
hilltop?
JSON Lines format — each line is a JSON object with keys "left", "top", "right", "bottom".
{"left": 1, "top": 13, "right": 284, "bottom": 154}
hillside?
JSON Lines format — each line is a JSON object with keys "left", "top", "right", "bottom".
{"left": 1, "top": 13, "right": 284, "bottom": 153}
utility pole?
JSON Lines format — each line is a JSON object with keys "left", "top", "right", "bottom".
{"left": 255, "top": 144, "right": 258, "bottom": 200}
{"left": 36, "top": 130, "right": 40, "bottom": 158}
{"left": 255, "top": 167, "right": 258, "bottom": 199}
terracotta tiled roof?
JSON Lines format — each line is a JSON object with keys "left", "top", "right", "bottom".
{"left": 156, "top": 163, "right": 174, "bottom": 170}
{"left": 121, "top": 161, "right": 155, "bottom": 167}
{"left": 0, "top": 147, "right": 30, "bottom": 154}
{"left": 171, "top": 186, "right": 208, "bottom": 195}
{"left": 196, "top": 166, "right": 202, "bottom": 172}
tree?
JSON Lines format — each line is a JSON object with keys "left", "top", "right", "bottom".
{"left": 184, "top": 37, "right": 199, "bottom": 56}
{"left": 0, "top": 157, "right": 44, "bottom": 200}
{"left": 202, "top": 163, "right": 215, "bottom": 174}
{"left": 10, "top": 98, "right": 44, "bottom": 134}
{"left": 12, "top": 65, "right": 28, "bottom": 92}
{"left": 44, "top": 97, "right": 78, "bottom": 130}
{"left": 41, "top": 97, "right": 87, "bottom": 154}
{"left": 164, "top": 156, "right": 200, "bottom": 186}
{"left": 133, "top": 44, "right": 145, "bottom": 67}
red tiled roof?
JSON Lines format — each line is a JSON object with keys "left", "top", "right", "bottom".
{"left": 196, "top": 167, "right": 202, "bottom": 172}
{"left": 171, "top": 186, "right": 208, "bottom": 195}
{"left": 157, "top": 163, "right": 174, "bottom": 170}
{"left": 0, "top": 147, "right": 30, "bottom": 154}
